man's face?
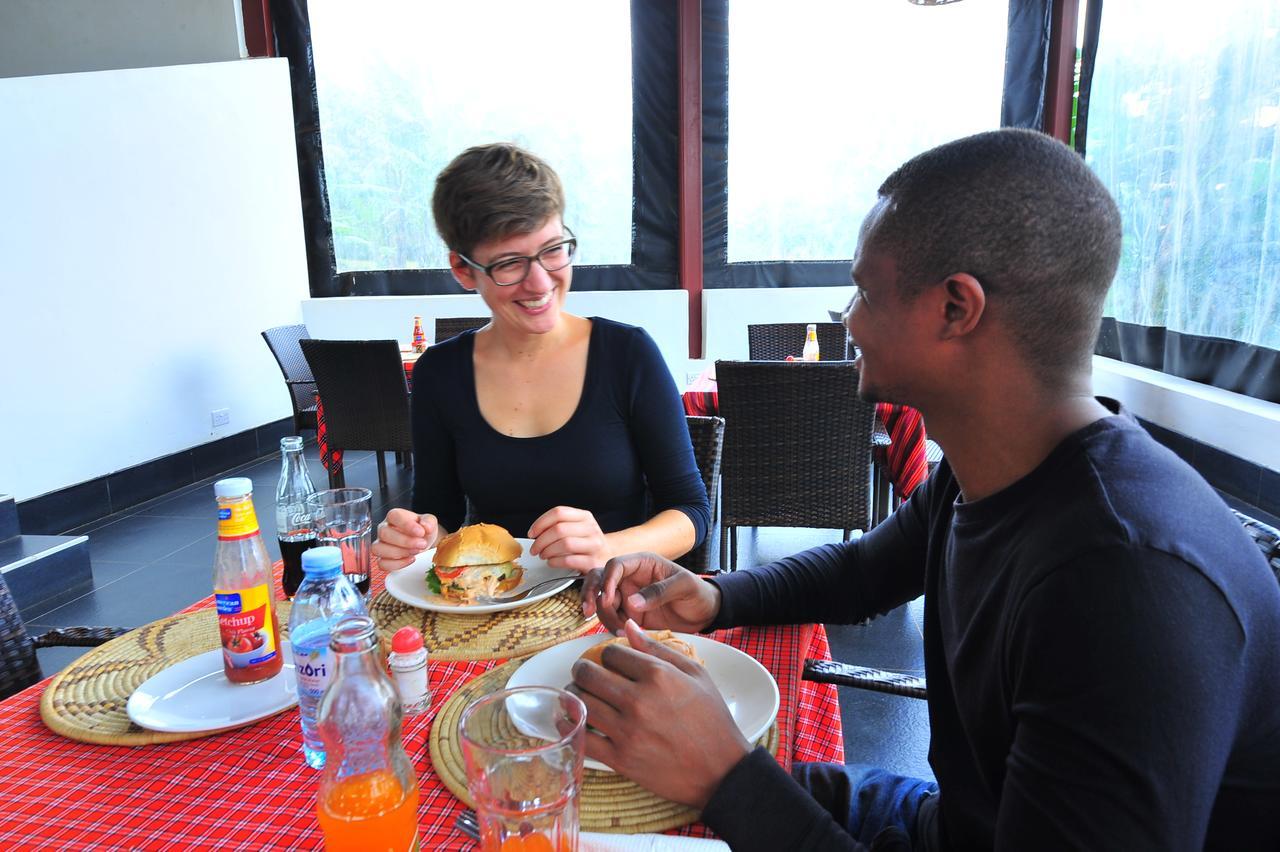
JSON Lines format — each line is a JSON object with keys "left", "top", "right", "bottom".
{"left": 843, "top": 200, "right": 930, "bottom": 406}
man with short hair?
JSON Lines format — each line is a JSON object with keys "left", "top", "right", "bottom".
{"left": 571, "top": 129, "right": 1280, "bottom": 850}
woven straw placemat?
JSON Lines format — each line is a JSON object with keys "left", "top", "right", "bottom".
{"left": 40, "top": 602, "right": 293, "bottom": 746}
{"left": 429, "top": 658, "right": 779, "bottom": 834}
{"left": 369, "top": 588, "right": 597, "bottom": 662}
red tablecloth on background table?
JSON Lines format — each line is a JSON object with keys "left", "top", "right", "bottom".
{"left": 683, "top": 367, "right": 930, "bottom": 500}
{"left": 0, "top": 562, "right": 843, "bottom": 850}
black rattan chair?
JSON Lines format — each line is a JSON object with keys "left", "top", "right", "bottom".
{"left": 1, "top": 573, "right": 126, "bottom": 700}
{"left": 299, "top": 339, "right": 414, "bottom": 491}
{"left": 434, "top": 316, "right": 489, "bottom": 344}
{"left": 674, "top": 416, "right": 724, "bottom": 575}
{"left": 715, "top": 360, "right": 876, "bottom": 571}
{"left": 747, "top": 322, "right": 851, "bottom": 362}
{"left": 802, "top": 509, "right": 1280, "bottom": 702}
{"left": 262, "top": 324, "right": 318, "bottom": 434}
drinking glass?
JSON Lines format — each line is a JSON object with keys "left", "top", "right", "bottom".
{"left": 306, "top": 488, "right": 373, "bottom": 597}
{"left": 459, "top": 686, "right": 587, "bottom": 852}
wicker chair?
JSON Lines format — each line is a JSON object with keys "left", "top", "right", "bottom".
{"left": 747, "top": 322, "right": 851, "bottom": 362}
{"left": 299, "top": 339, "right": 413, "bottom": 491}
{"left": 261, "top": 324, "right": 319, "bottom": 434}
{"left": 803, "top": 509, "right": 1280, "bottom": 702}
{"left": 674, "top": 416, "right": 725, "bottom": 575}
{"left": 1, "top": 573, "right": 126, "bottom": 700}
{"left": 715, "top": 360, "right": 876, "bottom": 571}
{"left": 434, "top": 316, "right": 489, "bottom": 345}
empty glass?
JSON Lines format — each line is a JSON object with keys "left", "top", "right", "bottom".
{"left": 307, "top": 488, "right": 373, "bottom": 597}
{"left": 459, "top": 686, "right": 587, "bottom": 852}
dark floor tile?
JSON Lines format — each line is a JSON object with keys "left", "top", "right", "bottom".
{"left": 1197, "top": 444, "right": 1262, "bottom": 504}
{"left": 34, "top": 644, "right": 96, "bottom": 679}
{"left": 137, "top": 486, "right": 219, "bottom": 520}
{"left": 107, "top": 452, "right": 195, "bottom": 514}
{"left": 89, "top": 560, "right": 146, "bottom": 585}
{"left": 156, "top": 533, "right": 218, "bottom": 568}
{"left": 827, "top": 602, "right": 925, "bottom": 672}
{"left": 17, "top": 478, "right": 110, "bottom": 536}
{"left": 83, "top": 516, "right": 212, "bottom": 564}
{"left": 35, "top": 561, "right": 209, "bottom": 630}
{"left": 839, "top": 687, "right": 934, "bottom": 781}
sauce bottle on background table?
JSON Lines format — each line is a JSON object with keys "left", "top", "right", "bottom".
{"left": 316, "top": 615, "right": 420, "bottom": 851}
{"left": 802, "top": 323, "right": 821, "bottom": 361}
{"left": 276, "top": 435, "right": 318, "bottom": 598}
{"left": 288, "top": 546, "right": 367, "bottom": 769}
{"left": 213, "top": 477, "right": 283, "bottom": 685}
{"left": 411, "top": 315, "right": 426, "bottom": 353}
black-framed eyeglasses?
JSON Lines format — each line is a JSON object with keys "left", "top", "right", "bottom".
{"left": 457, "top": 227, "right": 578, "bottom": 286}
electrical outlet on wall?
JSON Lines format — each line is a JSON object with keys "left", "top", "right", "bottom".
{"left": 211, "top": 408, "right": 231, "bottom": 427}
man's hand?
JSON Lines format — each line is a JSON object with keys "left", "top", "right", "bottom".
{"left": 582, "top": 553, "right": 721, "bottom": 635}
{"left": 570, "top": 620, "right": 750, "bottom": 809}
{"left": 527, "top": 506, "right": 609, "bottom": 572}
{"left": 372, "top": 508, "right": 440, "bottom": 572}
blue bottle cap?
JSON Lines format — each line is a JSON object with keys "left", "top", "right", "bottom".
{"left": 301, "top": 546, "right": 343, "bottom": 577}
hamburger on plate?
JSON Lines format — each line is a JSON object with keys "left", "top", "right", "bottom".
{"left": 578, "top": 629, "right": 704, "bottom": 667}
{"left": 427, "top": 523, "right": 524, "bottom": 604}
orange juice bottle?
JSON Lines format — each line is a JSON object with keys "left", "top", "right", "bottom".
{"left": 316, "top": 615, "right": 419, "bottom": 851}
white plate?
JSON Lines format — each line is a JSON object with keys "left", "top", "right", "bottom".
{"left": 126, "top": 642, "right": 297, "bottom": 733}
{"left": 383, "top": 538, "right": 576, "bottom": 614}
{"left": 506, "top": 633, "right": 780, "bottom": 772}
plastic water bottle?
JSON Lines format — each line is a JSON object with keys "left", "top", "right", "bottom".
{"left": 288, "top": 546, "right": 367, "bottom": 768}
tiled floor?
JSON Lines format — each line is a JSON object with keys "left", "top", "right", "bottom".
{"left": 23, "top": 443, "right": 935, "bottom": 782}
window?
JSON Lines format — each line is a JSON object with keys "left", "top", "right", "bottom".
{"left": 1085, "top": 1, "right": 1279, "bottom": 351}
{"left": 726, "top": 1, "right": 1009, "bottom": 263}
{"left": 308, "top": 0, "right": 633, "bottom": 273}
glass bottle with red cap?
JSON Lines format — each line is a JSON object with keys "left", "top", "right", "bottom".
{"left": 387, "top": 626, "right": 430, "bottom": 715}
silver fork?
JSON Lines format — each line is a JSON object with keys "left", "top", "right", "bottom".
{"left": 474, "top": 574, "right": 581, "bottom": 605}
{"left": 454, "top": 808, "right": 480, "bottom": 840}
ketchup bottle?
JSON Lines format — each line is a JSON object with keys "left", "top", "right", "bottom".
{"left": 213, "top": 477, "right": 284, "bottom": 684}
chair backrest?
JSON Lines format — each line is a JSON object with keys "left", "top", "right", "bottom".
{"left": 716, "top": 360, "right": 875, "bottom": 533}
{"left": 299, "top": 339, "right": 413, "bottom": 453}
{"left": 0, "top": 574, "right": 40, "bottom": 700}
{"left": 434, "top": 316, "right": 490, "bottom": 345}
{"left": 675, "top": 416, "right": 725, "bottom": 574}
{"left": 261, "top": 324, "right": 318, "bottom": 418}
{"left": 747, "top": 322, "right": 850, "bottom": 362}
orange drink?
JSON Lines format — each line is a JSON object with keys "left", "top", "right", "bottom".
{"left": 317, "top": 769, "right": 419, "bottom": 852}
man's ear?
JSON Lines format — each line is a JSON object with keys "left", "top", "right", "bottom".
{"left": 449, "top": 251, "right": 477, "bottom": 291}
{"left": 939, "top": 273, "right": 985, "bottom": 340}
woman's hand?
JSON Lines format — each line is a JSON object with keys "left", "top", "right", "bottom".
{"left": 569, "top": 620, "right": 750, "bottom": 808}
{"left": 582, "top": 552, "right": 721, "bottom": 635}
{"left": 527, "top": 506, "right": 609, "bottom": 572}
{"left": 372, "top": 509, "right": 440, "bottom": 572}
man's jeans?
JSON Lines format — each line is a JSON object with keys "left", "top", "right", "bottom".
{"left": 793, "top": 762, "right": 939, "bottom": 849}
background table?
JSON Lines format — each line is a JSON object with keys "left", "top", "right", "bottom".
{"left": 0, "top": 564, "right": 843, "bottom": 850}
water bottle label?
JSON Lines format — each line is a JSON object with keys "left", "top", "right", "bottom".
{"left": 217, "top": 501, "right": 260, "bottom": 540}
{"left": 215, "top": 584, "right": 279, "bottom": 668}
{"left": 292, "top": 643, "right": 332, "bottom": 698}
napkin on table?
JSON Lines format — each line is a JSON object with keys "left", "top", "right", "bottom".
{"left": 581, "top": 832, "right": 729, "bottom": 852}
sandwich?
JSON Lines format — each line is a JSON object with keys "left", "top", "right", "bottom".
{"left": 578, "top": 629, "right": 704, "bottom": 667}
{"left": 427, "top": 523, "right": 524, "bottom": 604}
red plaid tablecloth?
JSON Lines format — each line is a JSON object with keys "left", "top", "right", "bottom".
{"left": 0, "top": 564, "right": 842, "bottom": 850}
{"left": 682, "top": 367, "right": 929, "bottom": 500}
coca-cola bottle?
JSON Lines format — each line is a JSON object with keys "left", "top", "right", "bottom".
{"left": 276, "top": 436, "right": 318, "bottom": 598}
